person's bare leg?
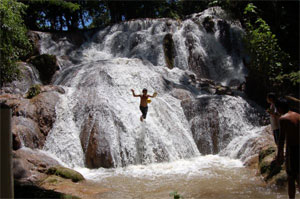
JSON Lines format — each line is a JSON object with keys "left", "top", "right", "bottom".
{"left": 140, "top": 115, "right": 143, "bottom": 122}
{"left": 288, "top": 175, "right": 296, "bottom": 199}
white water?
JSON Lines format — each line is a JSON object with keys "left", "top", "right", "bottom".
{"left": 34, "top": 7, "right": 284, "bottom": 198}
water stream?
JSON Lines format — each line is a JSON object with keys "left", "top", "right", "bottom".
{"left": 36, "top": 7, "right": 295, "bottom": 198}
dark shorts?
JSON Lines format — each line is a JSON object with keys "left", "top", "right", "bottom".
{"left": 286, "top": 145, "right": 300, "bottom": 176}
{"left": 140, "top": 106, "right": 148, "bottom": 119}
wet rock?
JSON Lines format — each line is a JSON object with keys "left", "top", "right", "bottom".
{"left": 186, "top": 34, "right": 209, "bottom": 78}
{"left": 85, "top": 120, "right": 114, "bottom": 168}
{"left": 51, "top": 31, "right": 88, "bottom": 48}
{"left": 215, "top": 85, "right": 233, "bottom": 95}
{"left": 1, "top": 89, "right": 61, "bottom": 149}
{"left": 242, "top": 125, "right": 274, "bottom": 165}
{"left": 80, "top": 117, "right": 114, "bottom": 168}
{"left": 0, "top": 62, "right": 41, "bottom": 95}
{"left": 246, "top": 126, "right": 289, "bottom": 187}
{"left": 13, "top": 131, "right": 22, "bottom": 150}
{"left": 171, "top": 88, "right": 193, "bottom": 101}
{"left": 39, "top": 175, "right": 108, "bottom": 199}
{"left": 217, "top": 20, "right": 232, "bottom": 54}
{"left": 29, "top": 54, "right": 59, "bottom": 84}
{"left": 46, "top": 166, "right": 85, "bottom": 182}
{"left": 44, "top": 85, "right": 65, "bottom": 94}
{"left": 13, "top": 148, "right": 61, "bottom": 185}
{"left": 258, "top": 146, "right": 287, "bottom": 187}
{"left": 181, "top": 98, "right": 222, "bottom": 154}
{"left": 13, "top": 148, "right": 85, "bottom": 199}
{"left": 12, "top": 116, "right": 45, "bottom": 149}
{"left": 27, "top": 31, "right": 41, "bottom": 57}
{"left": 228, "top": 79, "right": 241, "bottom": 87}
{"left": 197, "top": 78, "right": 216, "bottom": 87}
{"left": 196, "top": 78, "right": 218, "bottom": 94}
{"left": 31, "top": 92, "right": 59, "bottom": 136}
{"left": 163, "top": 33, "right": 175, "bottom": 69}
{"left": 10, "top": 91, "right": 59, "bottom": 137}
{"left": 202, "top": 16, "right": 215, "bottom": 33}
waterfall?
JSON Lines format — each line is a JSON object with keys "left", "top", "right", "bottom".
{"left": 40, "top": 7, "right": 264, "bottom": 169}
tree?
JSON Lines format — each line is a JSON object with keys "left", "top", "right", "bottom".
{"left": 0, "top": 0, "right": 32, "bottom": 85}
{"left": 22, "top": 0, "right": 80, "bottom": 31}
{"left": 243, "top": 3, "right": 298, "bottom": 105}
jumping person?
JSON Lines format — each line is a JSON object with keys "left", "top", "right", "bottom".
{"left": 131, "top": 88, "right": 157, "bottom": 122}
{"left": 275, "top": 97, "right": 300, "bottom": 199}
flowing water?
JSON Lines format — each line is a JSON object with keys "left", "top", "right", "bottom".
{"left": 75, "top": 156, "right": 289, "bottom": 199}
{"left": 35, "top": 7, "right": 296, "bottom": 198}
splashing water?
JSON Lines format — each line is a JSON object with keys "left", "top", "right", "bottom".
{"left": 35, "top": 7, "right": 284, "bottom": 199}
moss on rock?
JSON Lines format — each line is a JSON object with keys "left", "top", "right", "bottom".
{"left": 258, "top": 146, "right": 287, "bottom": 187}
{"left": 163, "top": 33, "right": 175, "bottom": 69}
{"left": 26, "top": 84, "right": 41, "bottom": 99}
{"left": 47, "top": 166, "right": 85, "bottom": 182}
{"left": 30, "top": 54, "right": 59, "bottom": 84}
{"left": 259, "top": 146, "right": 276, "bottom": 162}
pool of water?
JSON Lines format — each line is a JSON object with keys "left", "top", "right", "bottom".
{"left": 75, "top": 155, "right": 296, "bottom": 199}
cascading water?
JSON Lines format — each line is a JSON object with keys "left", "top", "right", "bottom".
{"left": 36, "top": 7, "right": 284, "bottom": 198}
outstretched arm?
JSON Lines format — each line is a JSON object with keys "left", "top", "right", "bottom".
{"left": 131, "top": 89, "right": 140, "bottom": 97}
{"left": 149, "top": 92, "right": 158, "bottom": 98}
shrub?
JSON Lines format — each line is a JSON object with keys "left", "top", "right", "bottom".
{"left": 243, "top": 3, "right": 298, "bottom": 105}
{"left": 0, "top": 0, "right": 32, "bottom": 85}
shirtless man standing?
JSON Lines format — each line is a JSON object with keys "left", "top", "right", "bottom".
{"left": 275, "top": 97, "right": 300, "bottom": 199}
{"left": 131, "top": 88, "right": 157, "bottom": 122}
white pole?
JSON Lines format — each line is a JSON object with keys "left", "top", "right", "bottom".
{"left": 0, "top": 103, "right": 14, "bottom": 198}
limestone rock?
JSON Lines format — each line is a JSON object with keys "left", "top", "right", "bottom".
{"left": 13, "top": 148, "right": 61, "bottom": 185}
{"left": 13, "top": 148, "right": 87, "bottom": 199}
{"left": 1, "top": 89, "right": 61, "bottom": 150}
{"left": 0, "top": 62, "right": 41, "bottom": 95}
{"left": 171, "top": 88, "right": 193, "bottom": 101}
{"left": 80, "top": 117, "right": 114, "bottom": 168}
{"left": 10, "top": 91, "right": 59, "bottom": 137}
{"left": 202, "top": 16, "right": 215, "bottom": 33}
{"left": 31, "top": 91, "right": 60, "bottom": 136}
{"left": 12, "top": 116, "right": 45, "bottom": 149}
{"left": 258, "top": 146, "right": 287, "bottom": 187}
{"left": 27, "top": 31, "right": 41, "bottom": 56}
{"left": 29, "top": 54, "right": 59, "bottom": 84}
{"left": 215, "top": 85, "right": 233, "bottom": 95}
{"left": 163, "top": 33, "right": 175, "bottom": 69}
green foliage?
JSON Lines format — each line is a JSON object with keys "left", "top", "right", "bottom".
{"left": 170, "top": 191, "right": 183, "bottom": 199}
{"left": 26, "top": 84, "right": 41, "bottom": 99}
{"left": 23, "top": 0, "right": 81, "bottom": 31}
{"left": 276, "top": 71, "right": 300, "bottom": 86}
{"left": 243, "top": 3, "right": 257, "bottom": 15}
{"left": 243, "top": 3, "right": 298, "bottom": 103}
{"left": 0, "top": 0, "right": 32, "bottom": 85}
